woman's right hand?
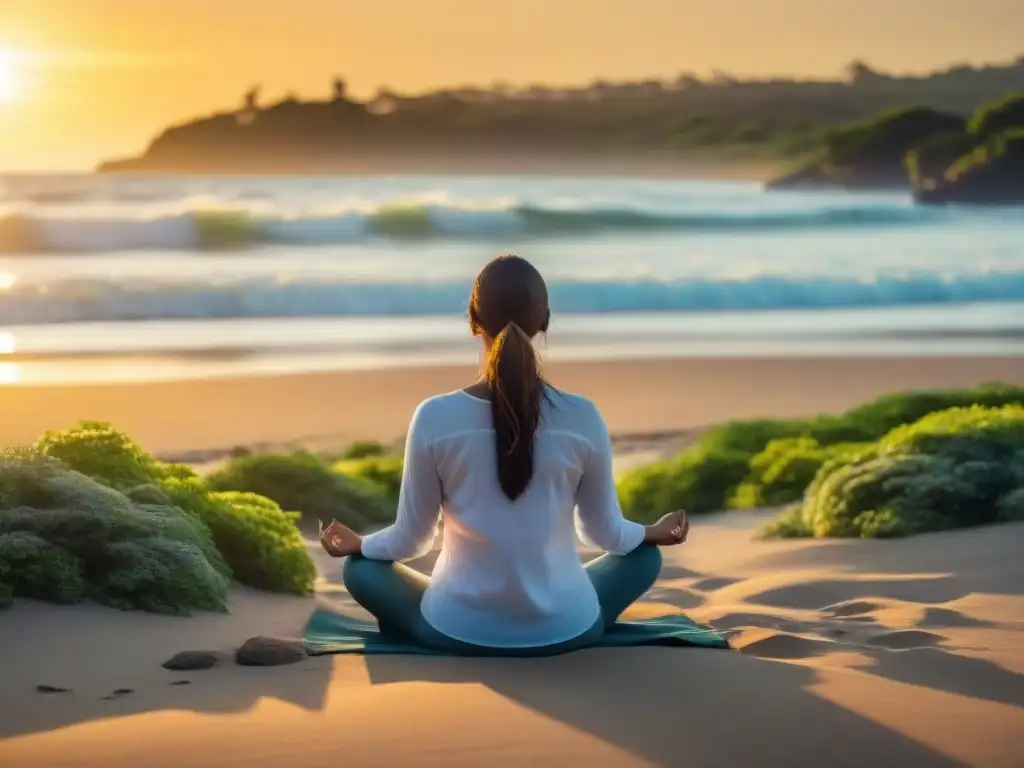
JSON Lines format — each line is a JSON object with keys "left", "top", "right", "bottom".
{"left": 643, "top": 510, "right": 689, "bottom": 546}
{"left": 320, "top": 519, "right": 363, "bottom": 557}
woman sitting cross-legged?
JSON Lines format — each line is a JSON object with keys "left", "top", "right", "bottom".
{"left": 320, "top": 255, "right": 688, "bottom": 657}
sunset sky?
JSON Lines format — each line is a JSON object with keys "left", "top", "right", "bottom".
{"left": 0, "top": 0, "right": 1022, "bottom": 171}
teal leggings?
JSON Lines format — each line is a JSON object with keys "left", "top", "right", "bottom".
{"left": 342, "top": 544, "right": 662, "bottom": 657}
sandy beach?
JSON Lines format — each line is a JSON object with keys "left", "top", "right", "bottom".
{"left": 1, "top": 356, "right": 1021, "bottom": 460}
{"left": 1, "top": 355, "right": 1023, "bottom": 767}
{"left": 0, "top": 510, "right": 1021, "bottom": 767}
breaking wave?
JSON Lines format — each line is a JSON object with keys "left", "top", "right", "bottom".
{"left": 0, "top": 200, "right": 950, "bottom": 253}
{"left": 2, "top": 272, "right": 1022, "bottom": 325}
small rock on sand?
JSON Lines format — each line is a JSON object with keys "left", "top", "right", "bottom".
{"left": 234, "top": 636, "right": 307, "bottom": 667}
{"left": 161, "top": 650, "right": 222, "bottom": 671}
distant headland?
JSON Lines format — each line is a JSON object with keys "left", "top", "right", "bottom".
{"left": 98, "top": 58, "right": 1024, "bottom": 193}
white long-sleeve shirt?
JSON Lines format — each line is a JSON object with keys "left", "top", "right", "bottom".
{"left": 359, "top": 387, "right": 646, "bottom": 648}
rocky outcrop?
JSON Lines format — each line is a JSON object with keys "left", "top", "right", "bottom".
{"left": 914, "top": 131, "right": 1024, "bottom": 205}
{"left": 766, "top": 107, "right": 964, "bottom": 191}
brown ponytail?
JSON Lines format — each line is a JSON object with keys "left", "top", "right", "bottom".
{"left": 485, "top": 321, "right": 543, "bottom": 500}
{"left": 468, "top": 255, "right": 551, "bottom": 501}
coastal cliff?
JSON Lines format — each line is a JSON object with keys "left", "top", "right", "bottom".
{"left": 767, "top": 93, "right": 1024, "bottom": 203}
{"left": 98, "top": 59, "right": 1024, "bottom": 177}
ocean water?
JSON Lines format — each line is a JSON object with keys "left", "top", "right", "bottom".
{"left": 0, "top": 173, "right": 1022, "bottom": 385}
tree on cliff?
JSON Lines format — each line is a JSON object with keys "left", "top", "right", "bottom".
{"left": 333, "top": 77, "right": 348, "bottom": 101}
{"left": 244, "top": 86, "right": 260, "bottom": 112}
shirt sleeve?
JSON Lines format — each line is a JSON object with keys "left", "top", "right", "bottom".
{"left": 574, "top": 408, "right": 646, "bottom": 555}
{"left": 359, "top": 402, "right": 442, "bottom": 562}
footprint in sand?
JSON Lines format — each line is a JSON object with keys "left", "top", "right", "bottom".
{"left": 868, "top": 630, "right": 945, "bottom": 650}
{"left": 35, "top": 685, "right": 71, "bottom": 694}
{"left": 709, "top": 612, "right": 807, "bottom": 634}
{"left": 734, "top": 630, "right": 835, "bottom": 660}
{"left": 691, "top": 576, "right": 743, "bottom": 592}
{"left": 917, "top": 607, "right": 994, "bottom": 629}
{"left": 821, "top": 600, "right": 881, "bottom": 618}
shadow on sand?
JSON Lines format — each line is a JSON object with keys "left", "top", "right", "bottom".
{"left": 361, "top": 645, "right": 963, "bottom": 768}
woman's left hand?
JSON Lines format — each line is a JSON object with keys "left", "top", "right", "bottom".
{"left": 319, "top": 519, "right": 362, "bottom": 558}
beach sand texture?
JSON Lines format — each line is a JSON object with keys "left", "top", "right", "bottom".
{"left": 1, "top": 356, "right": 1023, "bottom": 767}
{"left": 1, "top": 514, "right": 1022, "bottom": 768}
{"left": 2, "top": 356, "right": 1022, "bottom": 456}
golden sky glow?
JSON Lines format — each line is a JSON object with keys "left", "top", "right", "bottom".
{"left": 1, "top": 0, "right": 1022, "bottom": 171}
{"left": 0, "top": 48, "right": 18, "bottom": 103}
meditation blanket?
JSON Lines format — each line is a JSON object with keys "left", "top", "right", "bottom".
{"left": 303, "top": 608, "right": 730, "bottom": 656}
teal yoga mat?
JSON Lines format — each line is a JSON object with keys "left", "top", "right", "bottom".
{"left": 303, "top": 608, "right": 731, "bottom": 656}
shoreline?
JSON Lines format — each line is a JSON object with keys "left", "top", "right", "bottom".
{"left": 1, "top": 355, "right": 1020, "bottom": 458}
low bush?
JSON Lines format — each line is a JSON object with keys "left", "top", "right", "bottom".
{"left": 23, "top": 422, "right": 317, "bottom": 603}
{"left": 206, "top": 450, "right": 392, "bottom": 532}
{"left": 0, "top": 531, "right": 86, "bottom": 604}
{"left": 0, "top": 453, "right": 231, "bottom": 613}
{"left": 337, "top": 440, "right": 389, "bottom": 460}
{"left": 205, "top": 491, "right": 316, "bottom": 594}
{"left": 728, "top": 438, "right": 872, "bottom": 508}
{"left": 36, "top": 421, "right": 170, "bottom": 489}
{"left": 996, "top": 488, "right": 1024, "bottom": 522}
{"left": 617, "top": 383, "right": 1024, "bottom": 519}
{"left": 333, "top": 455, "right": 404, "bottom": 505}
{"left": 618, "top": 448, "right": 751, "bottom": 520}
{"left": 757, "top": 504, "right": 810, "bottom": 539}
{"left": 762, "top": 405, "right": 1024, "bottom": 539}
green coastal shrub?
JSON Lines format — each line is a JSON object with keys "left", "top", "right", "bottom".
{"left": 0, "top": 531, "right": 86, "bottom": 604}
{"left": 30, "top": 422, "right": 316, "bottom": 599}
{"left": 757, "top": 504, "right": 810, "bottom": 539}
{"left": 36, "top": 421, "right": 169, "bottom": 489}
{"left": 618, "top": 448, "right": 750, "bottom": 520}
{"left": 0, "top": 453, "right": 231, "bottom": 613}
{"left": 338, "top": 440, "right": 389, "bottom": 460}
{"left": 762, "top": 405, "right": 1024, "bottom": 539}
{"left": 205, "top": 491, "right": 316, "bottom": 595}
{"left": 333, "top": 455, "right": 404, "bottom": 505}
{"left": 140, "top": 474, "right": 315, "bottom": 595}
{"left": 728, "top": 438, "right": 871, "bottom": 508}
{"left": 206, "top": 450, "right": 391, "bottom": 532}
{"left": 996, "top": 488, "right": 1024, "bottom": 522}
{"left": 618, "top": 383, "right": 1024, "bottom": 519}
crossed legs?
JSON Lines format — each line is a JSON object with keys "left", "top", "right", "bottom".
{"left": 342, "top": 544, "right": 662, "bottom": 656}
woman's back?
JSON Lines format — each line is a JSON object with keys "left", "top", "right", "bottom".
{"left": 360, "top": 386, "right": 646, "bottom": 648}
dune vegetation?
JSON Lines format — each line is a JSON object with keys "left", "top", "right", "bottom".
{"left": 0, "top": 423, "right": 319, "bottom": 613}
{"left": 0, "top": 423, "right": 409, "bottom": 613}
{"left": 205, "top": 450, "right": 393, "bottom": 533}
{"left": 761, "top": 405, "right": 1024, "bottom": 539}
{"left": 615, "top": 383, "right": 1024, "bottom": 529}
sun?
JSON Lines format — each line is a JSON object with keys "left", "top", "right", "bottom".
{"left": 0, "top": 48, "right": 20, "bottom": 103}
